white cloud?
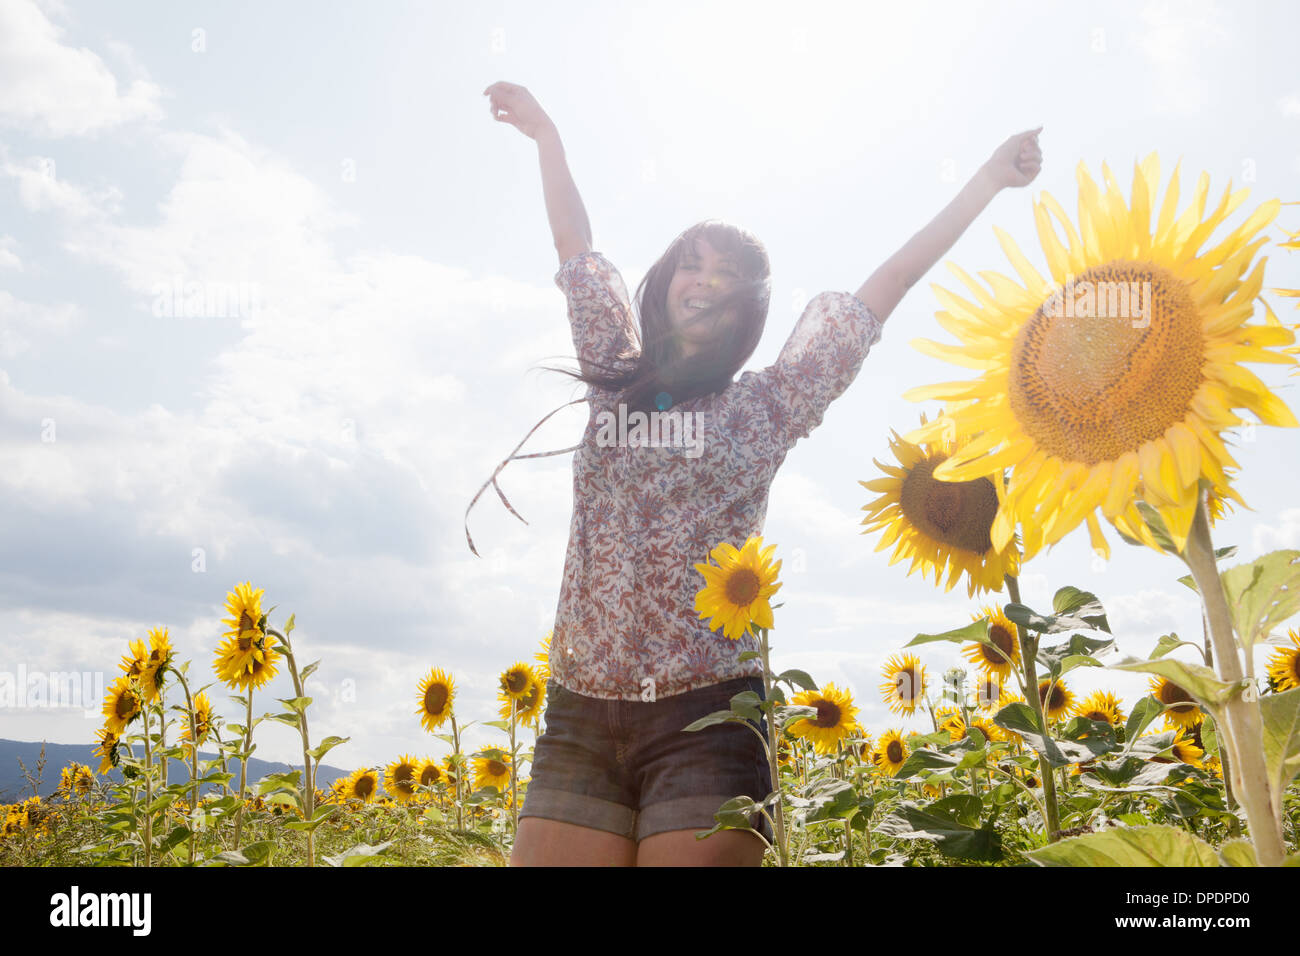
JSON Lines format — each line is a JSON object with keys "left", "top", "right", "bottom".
{"left": 1279, "top": 93, "right": 1300, "bottom": 117}
{"left": 0, "top": 291, "right": 79, "bottom": 358}
{"left": 0, "top": 146, "right": 122, "bottom": 219}
{"left": 1253, "top": 508, "right": 1300, "bottom": 553}
{"left": 1133, "top": 0, "right": 1230, "bottom": 115}
{"left": 0, "top": 235, "right": 20, "bottom": 270}
{"left": 0, "top": 0, "right": 164, "bottom": 137}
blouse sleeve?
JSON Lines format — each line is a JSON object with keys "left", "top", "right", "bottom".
{"left": 751, "top": 291, "right": 884, "bottom": 450}
{"left": 554, "top": 251, "right": 641, "bottom": 378}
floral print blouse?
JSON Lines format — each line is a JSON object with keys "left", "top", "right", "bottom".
{"left": 549, "top": 251, "right": 883, "bottom": 700}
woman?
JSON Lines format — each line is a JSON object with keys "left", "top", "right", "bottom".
{"left": 481, "top": 81, "right": 1041, "bottom": 866}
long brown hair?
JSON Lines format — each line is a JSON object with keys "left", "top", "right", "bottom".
{"left": 545, "top": 219, "right": 771, "bottom": 413}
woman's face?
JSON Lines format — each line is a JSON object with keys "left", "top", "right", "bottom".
{"left": 666, "top": 236, "right": 741, "bottom": 359}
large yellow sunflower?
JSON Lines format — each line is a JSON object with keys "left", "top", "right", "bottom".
{"left": 213, "top": 635, "right": 280, "bottom": 692}
{"left": 385, "top": 755, "right": 420, "bottom": 803}
{"left": 1073, "top": 689, "right": 1126, "bottom": 727}
{"left": 973, "top": 674, "right": 1010, "bottom": 712}
{"left": 102, "top": 676, "right": 142, "bottom": 734}
{"left": 1037, "top": 677, "right": 1075, "bottom": 721}
{"left": 1267, "top": 627, "right": 1300, "bottom": 692}
{"left": 535, "top": 630, "right": 552, "bottom": 681}
{"left": 860, "top": 411, "right": 1020, "bottom": 598}
{"left": 417, "top": 668, "right": 455, "bottom": 731}
{"left": 880, "top": 653, "right": 928, "bottom": 716}
{"left": 1150, "top": 676, "right": 1203, "bottom": 728}
{"left": 693, "top": 535, "right": 782, "bottom": 641}
{"left": 902, "top": 153, "right": 1298, "bottom": 560}
{"left": 787, "top": 683, "right": 860, "bottom": 755}
{"left": 472, "top": 748, "right": 513, "bottom": 793}
{"left": 141, "top": 627, "right": 173, "bottom": 702}
{"left": 416, "top": 758, "right": 444, "bottom": 794}
{"left": 872, "top": 729, "right": 910, "bottom": 777}
{"left": 963, "top": 604, "right": 1021, "bottom": 680}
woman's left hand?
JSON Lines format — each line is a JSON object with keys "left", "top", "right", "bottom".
{"left": 982, "top": 126, "right": 1043, "bottom": 189}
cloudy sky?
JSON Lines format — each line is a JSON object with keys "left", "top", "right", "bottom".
{"left": 2, "top": 0, "right": 1299, "bottom": 770}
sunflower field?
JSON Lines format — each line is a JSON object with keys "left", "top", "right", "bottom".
{"left": 4, "top": 154, "right": 1300, "bottom": 869}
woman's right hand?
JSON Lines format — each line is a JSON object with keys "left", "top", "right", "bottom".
{"left": 483, "top": 81, "right": 554, "bottom": 141}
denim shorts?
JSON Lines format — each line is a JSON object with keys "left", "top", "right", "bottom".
{"left": 519, "top": 675, "right": 775, "bottom": 845}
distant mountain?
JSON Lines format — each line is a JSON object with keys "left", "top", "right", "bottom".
{"left": 0, "top": 739, "right": 349, "bottom": 803}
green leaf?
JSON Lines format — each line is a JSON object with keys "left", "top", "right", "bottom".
{"left": 875, "top": 801, "right": 1001, "bottom": 862}
{"left": 1037, "top": 633, "right": 1115, "bottom": 676}
{"left": 284, "top": 613, "right": 296, "bottom": 635}
{"left": 323, "top": 842, "right": 394, "bottom": 867}
{"left": 266, "top": 713, "right": 301, "bottom": 727}
{"left": 736, "top": 650, "right": 761, "bottom": 663}
{"left": 1218, "top": 550, "right": 1300, "bottom": 651}
{"left": 1259, "top": 686, "right": 1300, "bottom": 795}
{"left": 278, "top": 696, "right": 312, "bottom": 714}
{"left": 1025, "top": 825, "right": 1219, "bottom": 866}
{"left": 682, "top": 709, "right": 749, "bottom": 733}
{"left": 928, "top": 794, "right": 982, "bottom": 828}
{"left": 1109, "top": 656, "right": 1243, "bottom": 712}
{"left": 1123, "top": 695, "right": 1163, "bottom": 750}
{"left": 1150, "top": 633, "right": 1201, "bottom": 660}
{"left": 1218, "top": 840, "right": 1257, "bottom": 867}
{"left": 894, "top": 748, "right": 960, "bottom": 777}
{"left": 776, "top": 704, "right": 819, "bottom": 733}
{"left": 905, "top": 618, "right": 989, "bottom": 648}
{"left": 993, "top": 703, "right": 1115, "bottom": 767}
{"left": 1005, "top": 591, "right": 1109, "bottom": 636}
{"left": 775, "top": 669, "right": 817, "bottom": 692}
{"left": 481, "top": 720, "right": 511, "bottom": 731}
{"left": 712, "top": 795, "right": 761, "bottom": 830}
{"left": 728, "top": 690, "right": 762, "bottom": 721}
{"left": 145, "top": 793, "right": 176, "bottom": 815}
{"left": 300, "top": 660, "right": 320, "bottom": 683}
{"left": 307, "top": 735, "right": 350, "bottom": 761}
{"left": 1050, "top": 587, "right": 1112, "bottom": 632}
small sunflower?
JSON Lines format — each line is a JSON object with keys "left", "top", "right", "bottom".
{"left": 385, "top": 755, "right": 420, "bottom": 803}
{"left": 1149, "top": 676, "right": 1203, "bottom": 728}
{"left": 901, "top": 153, "right": 1298, "bottom": 561}
{"left": 417, "top": 667, "right": 455, "bottom": 731}
{"left": 693, "top": 535, "right": 783, "bottom": 641}
{"left": 93, "top": 727, "right": 120, "bottom": 774}
{"left": 501, "top": 675, "right": 546, "bottom": 726}
{"left": 1037, "top": 677, "right": 1075, "bottom": 721}
{"left": 973, "top": 674, "right": 1011, "bottom": 712}
{"left": 57, "top": 763, "right": 95, "bottom": 797}
{"left": 119, "top": 639, "right": 149, "bottom": 682}
{"left": 181, "top": 691, "right": 213, "bottom": 754}
{"left": 536, "top": 630, "right": 552, "bottom": 681}
{"left": 499, "top": 661, "right": 538, "bottom": 702}
{"left": 859, "top": 411, "right": 1020, "bottom": 598}
{"left": 102, "top": 676, "right": 143, "bottom": 735}
{"left": 473, "top": 748, "right": 513, "bottom": 793}
{"left": 1073, "top": 689, "right": 1126, "bottom": 727}
{"left": 880, "top": 653, "right": 928, "bottom": 716}
{"left": 342, "top": 767, "right": 380, "bottom": 803}
{"left": 1149, "top": 727, "right": 1205, "bottom": 768}
{"left": 787, "top": 683, "right": 861, "bottom": 755}
{"left": 936, "top": 706, "right": 965, "bottom": 742}
{"left": 416, "top": 758, "right": 444, "bottom": 793}
{"left": 962, "top": 605, "right": 1021, "bottom": 680}
{"left": 1266, "top": 627, "right": 1300, "bottom": 692}
{"left": 872, "top": 729, "right": 910, "bottom": 777}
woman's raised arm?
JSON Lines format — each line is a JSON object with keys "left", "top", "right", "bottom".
{"left": 484, "top": 81, "right": 593, "bottom": 264}
{"left": 855, "top": 127, "right": 1043, "bottom": 323}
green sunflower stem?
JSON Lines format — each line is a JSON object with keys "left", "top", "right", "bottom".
{"left": 1181, "top": 491, "right": 1285, "bottom": 866}
{"left": 451, "top": 713, "right": 464, "bottom": 831}
{"left": 758, "top": 627, "right": 790, "bottom": 868}
{"left": 509, "top": 698, "right": 519, "bottom": 837}
{"left": 141, "top": 700, "right": 153, "bottom": 868}
{"left": 232, "top": 690, "right": 252, "bottom": 849}
{"left": 171, "top": 665, "right": 201, "bottom": 865}
{"left": 1004, "top": 573, "right": 1061, "bottom": 841}
{"left": 267, "top": 626, "right": 316, "bottom": 867}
